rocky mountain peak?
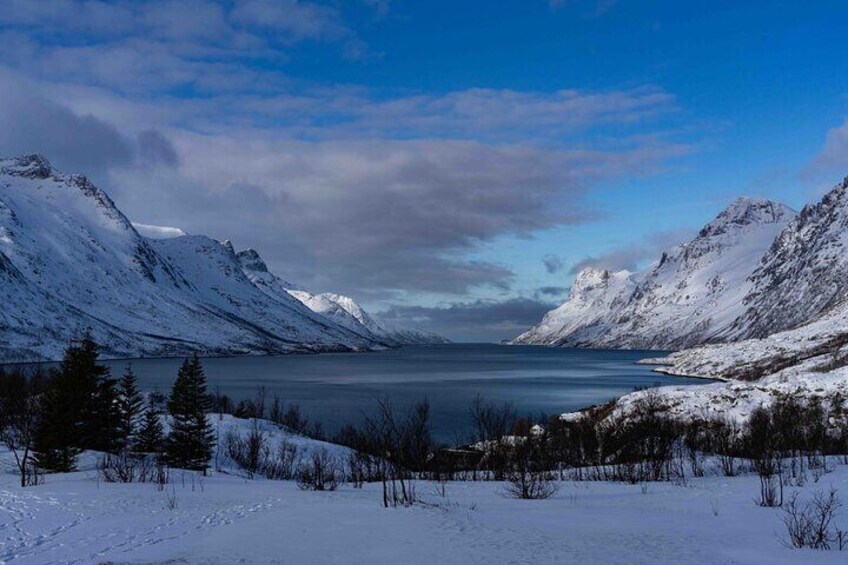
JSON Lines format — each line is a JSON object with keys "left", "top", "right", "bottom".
{"left": 0, "top": 154, "right": 55, "bottom": 179}
{"left": 236, "top": 249, "right": 268, "bottom": 273}
{"left": 698, "top": 198, "right": 794, "bottom": 239}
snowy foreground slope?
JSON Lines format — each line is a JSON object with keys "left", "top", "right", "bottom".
{"left": 515, "top": 198, "right": 795, "bottom": 349}
{"left": 2, "top": 417, "right": 847, "bottom": 564}
{"left": 0, "top": 155, "right": 442, "bottom": 361}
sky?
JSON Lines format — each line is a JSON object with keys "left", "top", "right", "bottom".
{"left": 1, "top": 0, "right": 848, "bottom": 342}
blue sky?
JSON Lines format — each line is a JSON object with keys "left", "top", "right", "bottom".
{"left": 1, "top": 0, "right": 847, "bottom": 340}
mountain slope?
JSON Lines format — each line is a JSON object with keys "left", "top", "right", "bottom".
{"left": 287, "top": 290, "right": 450, "bottom": 345}
{"left": 0, "top": 155, "right": 383, "bottom": 361}
{"left": 512, "top": 268, "right": 635, "bottom": 345}
{"left": 727, "top": 176, "right": 848, "bottom": 339}
{"left": 514, "top": 198, "right": 796, "bottom": 350}
{"left": 235, "top": 247, "right": 448, "bottom": 345}
{"left": 644, "top": 175, "right": 848, "bottom": 379}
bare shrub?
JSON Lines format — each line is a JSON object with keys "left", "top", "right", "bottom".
{"left": 224, "top": 421, "right": 268, "bottom": 478}
{"left": 98, "top": 451, "right": 157, "bottom": 483}
{"left": 598, "top": 392, "right": 680, "bottom": 483}
{"left": 783, "top": 488, "right": 846, "bottom": 551}
{"left": 502, "top": 432, "right": 558, "bottom": 500}
{"left": 469, "top": 395, "right": 516, "bottom": 480}
{"left": 341, "top": 398, "right": 432, "bottom": 506}
{"left": 282, "top": 404, "right": 310, "bottom": 435}
{"left": 0, "top": 366, "right": 48, "bottom": 487}
{"left": 504, "top": 468, "right": 557, "bottom": 499}
{"left": 263, "top": 440, "right": 302, "bottom": 480}
{"left": 164, "top": 485, "right": 178, "bottom": 510}
{"left": 745, "top": 407, "right": 784, "bottom": 507}
{"left": 296, "top": 448, "right": 340, "bottom": 491}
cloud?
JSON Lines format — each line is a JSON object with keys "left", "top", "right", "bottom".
{"left": 0, "top": 80, "right": 133, "bottom": 174}
{"left": 113, "top": 131, "right": 683, "bottom": 295}
{"left": 137, "top": 130, "right": 180, "bottom": 168}
{"left": 131, "top": 223, "right": 188, "bottom": 239}
{"left": 808, "top": 118, "right": 848, "bottom": 177}
{"left": 336, "top": 86, "right": 676, "bottom": 140}
{"left": 0, "top": 4, "right": 693, "bottom": 301}
{"left": 0, "top": 60, "right": 688, "bottom": 297}
{"left": 0, "top": 74, "right": 181, "bottom": 176}
{"left": 0, "top": 0, "right": 370, "bottom": 93}
{"left": 547, "top": 0, "right": 618, "bottom": 16}
{"left": 536, "top": 286, "right": 568, "bottom": 297}
{"left": 377, "top": 297, "right": 558, "bottom": 342}
{"left": 543, "top": 255, "right": 565, "bottom": 274}
{"left": 569, "top": 228, "right": 694, "bottom": 275}
{"left": 231, "top": 0, "right": 350, "bottom": 43}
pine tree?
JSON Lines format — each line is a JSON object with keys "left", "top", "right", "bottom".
{"left": 85, "top": 369, "right": 122, "bottom": 453}
{"left": 136, "top": 400, "right": 164, "bottom": 455}
{"left": 118, "top": 364, "right": 144, "bottom": 449}
{"left": 34, "top": 334, "right": 117, "bottom": 471}
{"left": 166, "top": 355, "right": 214, "bottom": 472}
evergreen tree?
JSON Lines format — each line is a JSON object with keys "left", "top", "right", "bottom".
{"left": 34, "top": 334, "right": 118, "bottom": 471}
{"left": 166, "top": 355, "right": 214, "bottom": 471}
{"left": 136, "top": 400, "right": 164, "bottom": 455}
{"left": 117, "top": 364, "right": 144, "bottom": 448}
{"left": 85, "top": 370, "right": 122, "bottom": 453}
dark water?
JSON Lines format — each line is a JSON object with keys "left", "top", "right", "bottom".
{"left": 103, "top": 344, "right": 707, "bottom": 443}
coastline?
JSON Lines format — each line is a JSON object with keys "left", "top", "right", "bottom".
{"left": 650, "top": 366, "right": 730, "bottom": 383}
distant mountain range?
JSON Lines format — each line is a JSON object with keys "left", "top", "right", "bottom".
{"left": 515, "top": 175, "right": 848, "bottom": 352}
{"left": 0, "top": 155, "right": 446, "bottom": 362}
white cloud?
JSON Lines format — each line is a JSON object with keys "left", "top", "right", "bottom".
{"left": 131, "top": 223, "right": 188, "bottom": 239}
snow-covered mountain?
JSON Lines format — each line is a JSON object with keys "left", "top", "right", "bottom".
{"left": 512, "top": 268, "right": 635, "bottom": 346}
{"left": 726, "top": 175, "right": 848, "bottom": 340}
{"left": 0, "top": 155, "right": 442, "bottom": 361}
{"left": 286, "top": 291, "right": 450, "bottom": 345}
{"left": 643, "top": 175, "right": 848, "bottom": 379}
{"left": 234, "top": 249, "right": 447, "bottom": 345}
{"left": 514, "top": 198, "right": 796, "bottom": 350}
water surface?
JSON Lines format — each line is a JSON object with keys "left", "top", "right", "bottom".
{"left": 105, "top": 344, "right": 707, "bottom": 443}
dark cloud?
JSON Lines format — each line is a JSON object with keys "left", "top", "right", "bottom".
{"left": 536, "top": 286, "right": 568, "bottom": 297}
{"left": 137, "top": 130, "right": 180, "bottom": 167}
{"left": 568, "top": 228, "right": 694, "bottom": 275}
{"left": 377, "top": 297, "right": 558, "bottom": 342}
{"left": 543, "top": 254, "right": 565, "bottom": 274}
{"left": 0, "top": 82, "right": 133, "bottom": 174}
{"left": 114, "top": 133, "right": 683, "bottom": 296}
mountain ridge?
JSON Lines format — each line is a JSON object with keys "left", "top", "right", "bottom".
{"left": 514, "top": 197, "right": 797, "bottom": 349}
{"left": 0, "top": 154, "right": 445, "bottom": 361}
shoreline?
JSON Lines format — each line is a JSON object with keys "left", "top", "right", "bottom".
{"left": 649, "top": 366, "right": 730, "bottom": 383}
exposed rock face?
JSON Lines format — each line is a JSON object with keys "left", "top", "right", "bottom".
{"left": 727, "top": 176, "right": 848, "bottom": 340}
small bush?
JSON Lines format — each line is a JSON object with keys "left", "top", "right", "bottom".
{"left": 504, "top": 469, "right": 558, "bottom": 499}
{"left": 296, "top": 449, "right": 340, "bottom": 491}
{"left": 98, "top": 451, "right": 158, "bottom": 483}
{"left": 263, "top": 440, "right": 302, "bottom": 481}
{"left": 224, "top": 423, "right": 267, "bottom": 478}
{"left": 783, "top": 488, "right": 847, "bottom": 551}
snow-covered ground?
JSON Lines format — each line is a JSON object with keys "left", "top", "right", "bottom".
{"left": 2, "top": 416, "right": 848, "bottom": 564}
